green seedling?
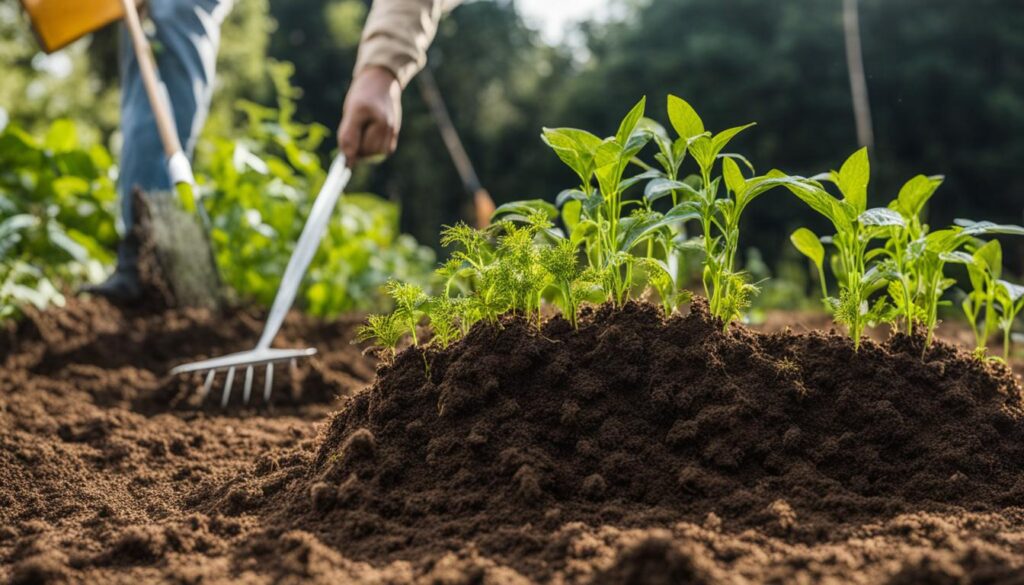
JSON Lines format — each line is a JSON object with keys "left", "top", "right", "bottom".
{"left": 539, "top": 238, "right": 585, "bottom": 327}
{"left": 785, "top": 148, "right": 897, "bottom": 348}
{"left": 959, "top": 239, "right": 1003, "bottom": 357}
{"left": 423, "top": 295, "right": 463, "bottom": 348}
{"left": 996, "top": 280, "right": 1024, "bottom": 361}
{"left": 355, "top": 312, "right": 406, "bottom": 360}
{"left": 384, "top": 279, "right": 427, "bottom": 346}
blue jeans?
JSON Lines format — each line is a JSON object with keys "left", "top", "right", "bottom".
{"left": 116, "top": 0, "right": 231, "bottom": 270}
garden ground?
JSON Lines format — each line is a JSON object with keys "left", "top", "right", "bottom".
{"left": 2, "top": 298, "right": 1024, "bottom": 584}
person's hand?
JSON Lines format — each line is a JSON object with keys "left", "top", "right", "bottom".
{"left": 337, "top": 66, "right": 402, "bottom": 164}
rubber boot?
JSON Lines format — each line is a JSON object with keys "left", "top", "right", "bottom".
{"left": 79, "top": 233, "right": 143, "bottom": 304}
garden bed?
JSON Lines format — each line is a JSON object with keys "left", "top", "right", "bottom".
{"left": 3, "top": 298, "right": 1024, "bottom": 583}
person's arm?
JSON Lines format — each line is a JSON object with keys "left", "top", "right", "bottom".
{"left": 337, "top": 0, "right": 460, "bottom": 163}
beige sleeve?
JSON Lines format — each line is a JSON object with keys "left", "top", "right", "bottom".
{"left": 353, "top": 0, "right": 461, "bottom": 88}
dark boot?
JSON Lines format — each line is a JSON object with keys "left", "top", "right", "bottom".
{"left": 80, "top": 269, "right": 143, "bottom": 303}
{"left": 79, "top": 233, "right": 143, "bottom": 304}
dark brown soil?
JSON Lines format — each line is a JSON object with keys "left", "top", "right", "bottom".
{"left": 0, "top": 298, "right": 373, "bottom": 584}
{"left": 4, "top": 298, "right": 1024, "bottom": 583}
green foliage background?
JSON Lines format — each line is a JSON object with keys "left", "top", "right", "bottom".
{"left": 1, "top": 0, "right": 1021, "bottom": 312}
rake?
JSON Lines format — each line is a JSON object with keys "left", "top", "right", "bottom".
{"left": 170, "top": 154, "right": 352, "bottom": 406}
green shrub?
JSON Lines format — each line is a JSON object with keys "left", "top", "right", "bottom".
{"left": 0, "top": 118, "right": 118, "bottom": 318}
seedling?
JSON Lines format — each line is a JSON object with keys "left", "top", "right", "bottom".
{"left": 995, "top": 280, "right": 1024, "bottom": 361}
{"left": 355, "top": 313, "right": 406, "bottom": 360}
{"left": 785, "top": 148, "right": 895, "bottom": 348}
{"left": 384, "top": 280, "right": 427, "bottom": 346}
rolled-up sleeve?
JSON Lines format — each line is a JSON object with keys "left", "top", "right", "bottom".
{"left": 354, "top": 0, "right": 461, "bottom": 88}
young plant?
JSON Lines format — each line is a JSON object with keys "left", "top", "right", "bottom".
{"left": 355, "top": 313, "right": 406, "bottom": 360}
{"left": 539, "top": 238, "right": 585, "bottom": 327}
{"left": 646, "top": 96, "right": 798, "bottom": 327}
{"left": 875, "top": 175, "right": 944, "bottom": 335}
{"left": 785, "top": 148, "right": 896, "bottom": 348}
{"left": 543, "top": 97, "right": 652, "bottom": 306}
{"left": 996, "top": 280, "right": 1024, "bottom": 361}
{"left": 423, "top": 295, "right": 463, "bottom": 348}
{"left": 959, "top": 239, "right": 1003, "bottom": 357}
{"left": 384, "top": 279, "right": 427, "bottom": 346}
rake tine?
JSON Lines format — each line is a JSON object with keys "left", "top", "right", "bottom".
{"left": 264, "top": 363, "right": 274, "bottom": 402}
{"left": 221, "top": 367, "right": 236, "bottom": 408}
{"left": 243, "top": 366, "right": 254, "bottom": 404}
{"left": 200, "top": 370, "right": 216, "bottom": 401}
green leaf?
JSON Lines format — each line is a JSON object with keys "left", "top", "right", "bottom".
{"left": 44, "top": 119, "right": 77, "bottom": 153}
{"left": 782, "top": 180, "right": 845, "bottom": 228}
{"left": 617, "top": 203, "right": 700, "bottom": 252}
{"left": 644, "top": 178, "right": 690, "bottom": 204}
{"left": 973, "top": 239, "right": 1002, "bottom": 278}
{"left": 938, "top": 250, "right": 974, "bottom": 265}
{"left": 541, "top": 127, "right": 603, "bottom": 182}
{"left": 997, "top": 280, "right": 1024, "bottom": 303}
{"left": 859, "top": 207, "right": 905, "bottom": 227}
{"left": 722, "top": 157, "right": 746, "bottom": 196}
{"left": 667, "top": 95, "right": 704, "bottom": 139}
{"left": 616, "top": 97, "right": 647, "bottom": 145}
{"left": 790, "top": 228, "right": 825, "bottom": 269}
{"left": 562, "top": 200, "right": 582, "bottom": 233}
{"left": 893, "top": 174, "right": 943, "bottom": 219}
{"left": 555, "top": 189, "right": 587, "bottom": 207}
{"left": 619, "top": 169, "right": 662, "bottom": 192}
{"left": 711, "top": 123, "right": 756, "bottom": 157}
{"left": 955, "top": 219, "right": 1024, "bottom": 237}
{"left": 836, "top": 147, "right": 870, "bottom": 213}
{"left": 491, "top": 199, "right": 558, "bottom": 222}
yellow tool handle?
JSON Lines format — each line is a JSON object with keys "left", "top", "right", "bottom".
{"left": 118, "top": 0, "right": 184, "bottom": 160}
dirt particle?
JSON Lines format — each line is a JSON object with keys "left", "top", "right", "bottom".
{"left": 310, "top": 481, "right": 336, "bottom": 512}
{"left": 560, "top": 400, "right": 580, "bottom": 427}
{"left": 342, "top": 428, "right": 377, "bottom": 461}
{"left": 766, "top": 499, "right": 797, "bottom": 532}
{"left": 513, "top": 465, "right": 543, "bottom": 501}
{"left": 337, "top": 473, "right": 363, "bottom": 508}
{"left": 106, "top": 525, "right": 167, "bottom": 564}
{"left": 10, "top": 549, "right": 69, "bottom": 585}
{"left": 592, "top": 533, "right": 717, "bottom": 585}
{"left": 581, "top": 474, "right": 607, "bottom": 500}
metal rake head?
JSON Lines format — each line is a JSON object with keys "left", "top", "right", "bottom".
{"left": 170, "top": 348, "right": 316, "bottom": 407}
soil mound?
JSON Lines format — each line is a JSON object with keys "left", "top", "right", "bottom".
{"left": 252, "top": 299, "right": 1024, "bottom": 580}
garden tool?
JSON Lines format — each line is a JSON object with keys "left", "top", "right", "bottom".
{"left": 169, "top": 154, "right": 353, "bottom": 407}
{"left": 117, "top": 0, "right": 222, "bottom": 308}
{"left": 417, "top": 65, "right": 496, "bottom": 228}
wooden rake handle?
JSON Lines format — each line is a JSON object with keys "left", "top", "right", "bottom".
{"left": 118, "top": 0, "right": 184, "bottom": 160}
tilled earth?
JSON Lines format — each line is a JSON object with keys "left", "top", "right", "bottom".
{"left": 2, "top": 298, "right": 1024, "bottom": 584}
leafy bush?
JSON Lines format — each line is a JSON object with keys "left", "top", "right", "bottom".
{"left": 197, "top": 62, "right": 435, "bottom": 316}
{"left": 0, "top": 118, "right": 118, "bottom": 318}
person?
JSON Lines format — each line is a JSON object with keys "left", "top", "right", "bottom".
{"left": 84, "top": 0, "right": 457, "bottom": 302}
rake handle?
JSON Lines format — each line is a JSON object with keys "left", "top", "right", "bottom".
{"left": 256, "top": 155, "right": 351, "bottom": 350}
{"left": 119, "top": 0, "right": 184, "bottom": 160}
